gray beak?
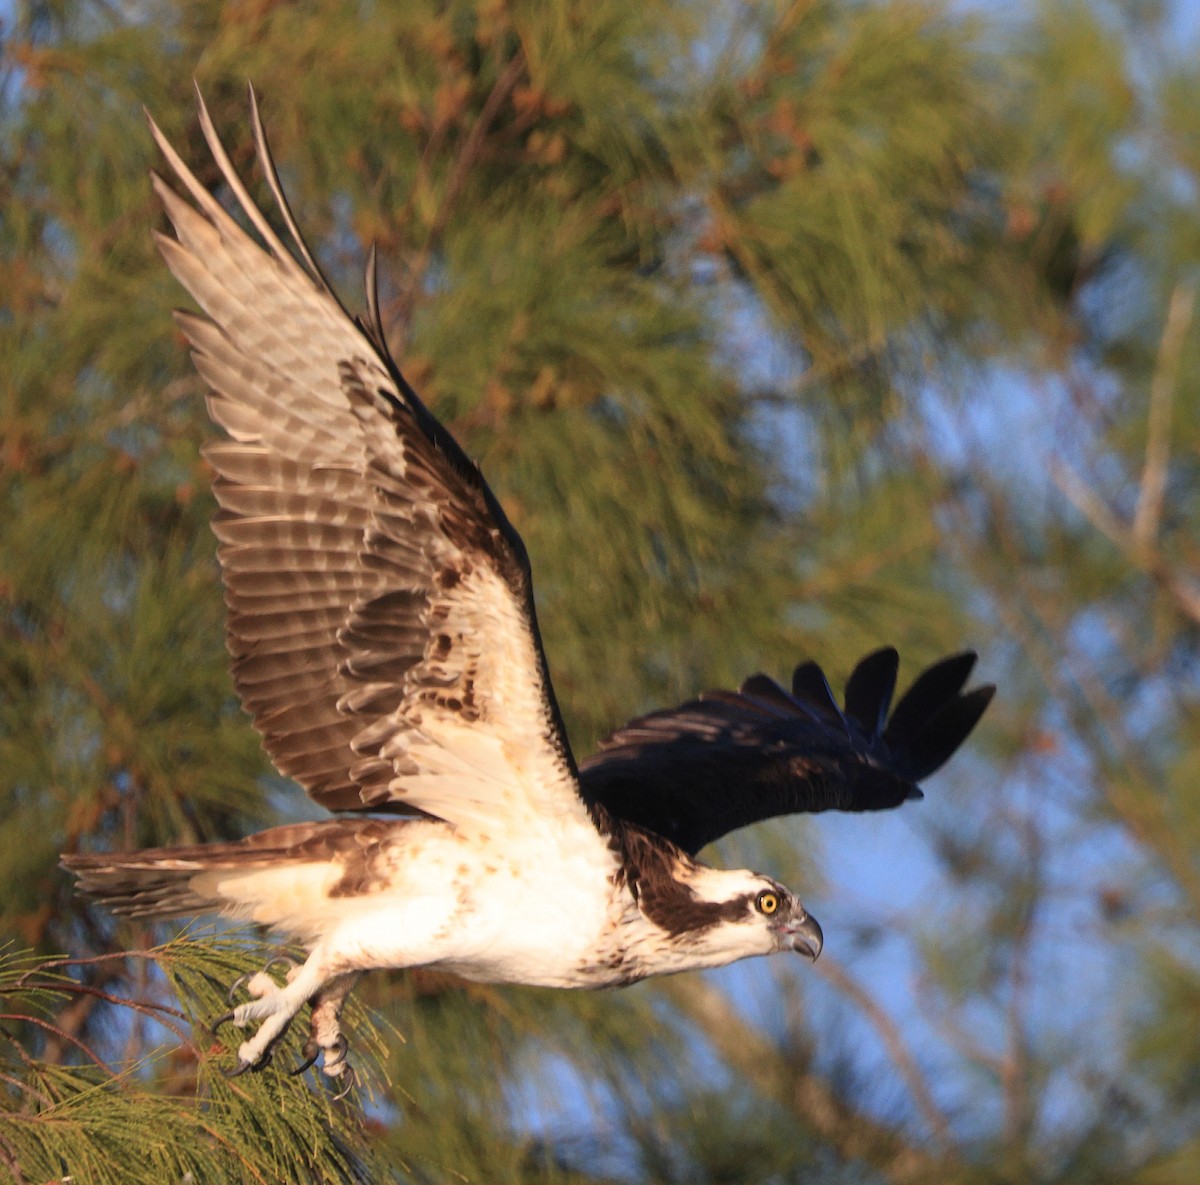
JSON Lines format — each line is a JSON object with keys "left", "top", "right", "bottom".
{"left": 787, "top": 912, "right": 823, "bottom": 961}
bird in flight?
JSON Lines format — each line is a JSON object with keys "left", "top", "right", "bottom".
{"left": 63, "top": 90, "right": 994, "bottom": 1091}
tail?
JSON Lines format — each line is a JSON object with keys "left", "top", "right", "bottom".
{"left": 61, "top": 819, "right": 390, "bottom": 922}
{"left": 62, "top": 844, "right": 255, "bottom": 920}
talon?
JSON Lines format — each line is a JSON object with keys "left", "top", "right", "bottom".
{"left": 328, "top": 1063, "right": 356, "bottom": 1102}
{"left": 208, "top": 1009, "right": 237, "bottom": 1035}
{"left": 226, "top": 972, "right": 252, "bottom": 1004}
{"left": 222, "top": 1047, "right": 273, "bottom": 1076}
{"left": 290, "top": 1040, "right": 319, "bottom": 1077}
{"left": 321, "top": 1035, "right": 348, "bottom": 1073}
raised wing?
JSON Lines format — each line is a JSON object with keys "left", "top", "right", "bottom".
{"left": 151, "top": 89, "right": 587, "bottom": 835}
{"left": 578, "top": 648, "right": 994, "bottom": 855}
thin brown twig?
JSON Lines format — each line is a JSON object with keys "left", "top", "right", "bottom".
{"left": 40, "top": 992, "right": 95, "bottom": 1069}
{"left": 661, "top": 976, "right": 954, "bottom": 1184}
{"left": 0, "top": 1068, "right": 54, "bottom": 1108}
{"left": 13, "top": 949, "right": 166, "bottom": 983}
{"left": 15, "top": 982, "right": 191, "bottom": 1045}
{"left": 388, "top": 49, "right": 527, "bottom": 341}
{"left": 817, "top": 956, "right": 952, "bottom": 1154}
{"left": 0, "top": 1131, "right": 26, "bottom": 1185}
{"left": 0, "top": 1015, "right": 106, "bottom": 1070}
{"left": 1000, "top": 815, "right": 1040, "bottom": 1150}
{"left": 913, "top": 975, "right": 1005, "bottom": 1077}
{"left": 1049, "top": 289, "right": 1200, "bottom": 628}
{"left": 433, "top": 52, "right": 527, "bottom": 248}
{"left": 1050, "top": 460, "right": 1127, "bottom": 550}
{"left": 1134, "top": 282, "right": 1194, "bottom": 549}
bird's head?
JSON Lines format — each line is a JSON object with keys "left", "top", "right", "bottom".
{"left": 637, "top": 864, "right": 823, "bottom": 972}
{"left": 751, "top": 880, "right": 824, "bottom": 960}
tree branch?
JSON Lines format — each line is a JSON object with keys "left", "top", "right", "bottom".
{"left": 818, "top": 956, "right": 953, "bottom": 1154}
{"left": 1134, "top": 282, "right": 1194, "bottom": 549}
{"left": 661, "top": 976, "right": 957, "bottom": 1184}
{"left": 389, "top": 49, "right": 528, "bottom": 343}
{"left": 1050, "top": 285, "right": 1200, "bottom": 627}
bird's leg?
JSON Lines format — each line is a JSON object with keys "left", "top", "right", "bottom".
{"left": 292, "top": 971, "right": 361, "bottom": 1085}
{"left": 212, "top": 952, "right": 328, "bottom": 1075}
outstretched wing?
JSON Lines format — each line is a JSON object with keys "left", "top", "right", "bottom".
{"left": 578, "top": 648, "right": 994, "bottom": 855}
{"left": 151, "top": 89, "right": 588, "bottom": 836}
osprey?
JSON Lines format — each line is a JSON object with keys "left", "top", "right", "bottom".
{"left": 63, "top": 91, "right": 994, "bottom": 1090}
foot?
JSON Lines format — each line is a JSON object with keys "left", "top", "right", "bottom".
{"left": 290, "top": 972, "right": 361, "bottom": 1087}
{"left": 210, "top": 955, "right": 325, "bottom": 1074}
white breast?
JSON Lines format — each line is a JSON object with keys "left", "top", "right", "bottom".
{"left": 303, "top": 815, "right": 629, "bottom": 989}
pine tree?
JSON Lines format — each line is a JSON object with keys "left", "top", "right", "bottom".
{"left": 3, "top": 1, "right": 1199, "bottom": 1182}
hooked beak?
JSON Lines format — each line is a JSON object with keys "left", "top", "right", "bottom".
{"left": 783, "top": 912, "right": 823, "bottom": 961}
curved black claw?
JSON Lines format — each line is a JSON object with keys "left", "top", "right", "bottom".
{"left": 226, "top": 972, "right": 253, "bottom": 1005}
{"left": 328, "top": 1063, "right": 356, "bottom": 1103}
{"left": 263, "top": 955, "right": 298, "bottom": 976}
{"left": 221, "top": 1049, "right": 272, "bottom": 1078}
{"left": 289, "top": 1040, "right": 319, "bottom": 1077}
{"left": 208, "top": 1009, "right": 237, "bottom": 1035}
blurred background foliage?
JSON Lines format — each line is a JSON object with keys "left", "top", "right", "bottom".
{"left": 1, "top": 0, "right": 1198, "bottom": 1181}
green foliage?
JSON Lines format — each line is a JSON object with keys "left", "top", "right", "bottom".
{"left": 0, "top": 937, "right": 391, "bottom": 1183}
{"left": 2, "top": 0, "right": 1200, "bottom": 1181}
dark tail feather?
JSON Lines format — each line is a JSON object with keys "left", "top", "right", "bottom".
{"left": 61, "top": 844, "right": 250, "bottom": 919}
{"left": 62, "top": 818, "right": 395, "bottom": 920}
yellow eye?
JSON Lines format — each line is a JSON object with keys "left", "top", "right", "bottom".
{"left": 757, "top": 891, "right": 779, "bottom": 916}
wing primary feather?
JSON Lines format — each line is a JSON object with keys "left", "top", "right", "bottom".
{"left": 363, "top": 242, "right": 387, "bottom": 353}
{"left": 843, "top": 646, "right": 899, "bottom": 735}
{"left": 581, "top": 645, "right": 993, "bottom": 854}
{"left": 193, "top": 82, "right": 296, "bottom": 274}
{"left": 882, "top": 651, "right": 977, "bottom": 749}
{"left": 788, "top": 660, "right": 846, "bottom": 726}
{"left": 242, "top": 82, "right": 327, "bottom": 285}
{"left": 897, "top": 683, "right": 996, "bottom": 780}
{"left": 145, "top": 110, "right": 233, "bottom": 231}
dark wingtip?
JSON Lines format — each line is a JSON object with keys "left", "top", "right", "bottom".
{"left": 894, "top": 679, "right": 994, "bottom": 780}
{"left": 362, "top": 242, "right": 388, "bottom": 353}
{"left": 739, "top": 673, "right": 799, "bottom": 715}
{"left": 882, "top": 650, "right": 978, "bottom": 748}
{"left": 790, "top": 660, "right": 844, "bottom": 724}
{"left": 844, "top": 646, "right": 899, "bottom": 736}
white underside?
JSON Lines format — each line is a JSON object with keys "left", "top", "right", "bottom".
{"left": 196, "top": 815, "right": 628, "bottom": 988}
{"left": 198, "top": 816, "right": 788, "bottom": 1073}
